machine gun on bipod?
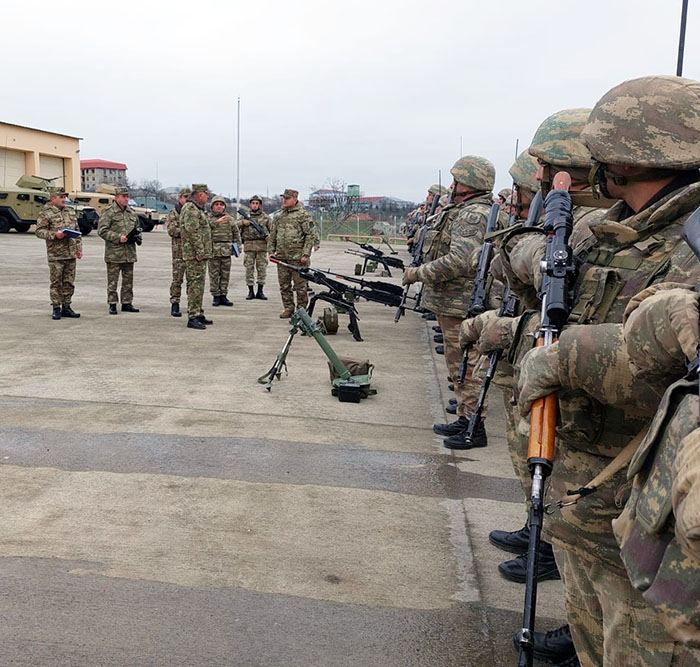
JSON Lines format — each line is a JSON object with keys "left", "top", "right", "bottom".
{"left": 257, "top": 307, "right": 377, "bottom": 402}
{"left": 270, "top": 258, "right": 420, "bottom": 342}
{"left": 344, "top": 241, "right": 405, "bottom": 276}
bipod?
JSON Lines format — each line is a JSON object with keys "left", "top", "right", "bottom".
{"left": 307, "top": 292, "right": 363, "bottom": 341}
{"left": 257, "top": 307, "right": 376, "bottom": 402}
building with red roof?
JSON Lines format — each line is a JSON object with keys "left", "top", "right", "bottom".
{"left": 80, "top": 159, "right": 128, "bottom": 191}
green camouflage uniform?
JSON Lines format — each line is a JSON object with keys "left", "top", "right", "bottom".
{"left": 97, "top": 202, "right": 139, "bottom": 305}
{"left": 35, "top": 203, "right": 82, "bottom": 307}
{"left": 508, "top": 77, "right": 700, "bottom": 665}
{"left": 167, "top": 204, "right": 186, "bottom": 304}
{"left": 416, "top": 155, "right": 495, "bottom": 419}
{"left": 268, "top": 202, "right": 314, "bottom": 310}
{"left": 240, "top": 210, "right": 272, "bottom": 286}
{"left": 208, "top": 207, "right": 241, "bottom": 298}
{"left": 180, "top": 201, "right": 213, "bottom": 319}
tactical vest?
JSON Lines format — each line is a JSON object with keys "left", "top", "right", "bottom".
{"left": 613, "top": 379, "right": 700, "bottom": 646}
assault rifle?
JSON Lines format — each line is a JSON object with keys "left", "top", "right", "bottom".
{"left": 345, "top": 241, "right": 405, "bottom": 276}
{"left": 236, "top": 207, "right": 269, "bottom": 239}
{"left": 410, "top": 193, "right": 442, "bottom": 267}
{"left": 456, "top": 191, "right": 544, "bottom": 441}
{"left": 517, "top": 173, "right": 575, "bottom": 667}
{"left": 270, "top": 258, "right": 418, "bottom": 341}
{"left": 125, "top": 224, "right": 143, "bottom": 246}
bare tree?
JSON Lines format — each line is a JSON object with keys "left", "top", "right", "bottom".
{"left": 307, "top": 177, "right": 359, "bottom": 231}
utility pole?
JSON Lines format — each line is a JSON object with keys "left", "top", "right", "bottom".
{"left": 236, "top": 97, "right": 241, "bottom": 203}
{"left": 677, "top": 0, "right": 689, "bottom": 76}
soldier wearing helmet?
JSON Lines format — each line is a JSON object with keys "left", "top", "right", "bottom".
{"left": 403, "top": 155, "right": 495, "bottom": 448}
{"left": 499, "top": 76, "right": 700, "bottom": 666}
{"left": 208, "top": 196, "right": 241, "bottom": 308}
{"left": 239, "top": 195, "right": 272, "bottom": 300}
{"left": 166, "top": 187, "right": 192, "bottom": 317}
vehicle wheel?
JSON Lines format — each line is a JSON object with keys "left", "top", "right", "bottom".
{"left": 14, "top": 223, "right": 31, "bottom": 233}
{"left": 139, "top": 218, "right": 155, "bottom": 232}
{"left": 0, "top": 215, "right": 11, "bottom": 233}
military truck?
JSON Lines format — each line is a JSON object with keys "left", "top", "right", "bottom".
{"left": 0, "top": 176, "right": 98, "bottom": 235}
{"left": 72, "top": 184, "right": 161, "bottom": 231}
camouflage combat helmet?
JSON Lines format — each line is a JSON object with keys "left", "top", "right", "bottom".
{"left": 528, "top": 108, "right": 593, "bottom": 168}
{"left": 450, "top": 155, "right": 495, "bottom": 191}
{"left": 582, "top": 75, "right": 700, "bottom": 169}
{"left": 249, "top": 194, "right": 263, "bottom": 204}
{"left": 508, "top": 151, "right": 540, "bottom": 194}
{"left": 498, "top": 187, "right": 512, "bottom": 200}
{"left": 428, "top": 183, "right": 448, "bottom": 196}
{"left": 211, "top": 196, "right": 227, "bottom": 207}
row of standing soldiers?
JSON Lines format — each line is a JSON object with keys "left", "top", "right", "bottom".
{"left": 402, "top": 74, "right": 700, "bottom": 666}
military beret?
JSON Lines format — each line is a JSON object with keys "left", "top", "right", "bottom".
{"left": 282, "top": 188, "right": 299, "bottom": 199}
{"left": 249, "top": 195, "right": 263, "bottom": 203}
{"left": 114, "top": 186, "right": 129, "bottom": 195}
{"left": 192, "top": 183, "right": 209, "bottom": 193}
{"left": 179, "top": 187, "right": 192, "bottom": 197}
{"left": 47, "top": 186, "right": 67, "bottom": 196}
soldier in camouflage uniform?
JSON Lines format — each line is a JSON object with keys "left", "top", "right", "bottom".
{"left": 268, "top": 188, "right": 314, "bottom": 318}
{"left": 97, "top": 186, "right": 140, "bottom": 314}
{"left": 240, "top": 195, "right": 272, "bottom": 300}
{"left": 35, "top": 186, "right": 83, "bottom": 320}
{"left": 407, "top": 183, "right": 448, "bottom": 253}
{"left": 166, "top": 187, "right": 191, "bottom": 317}
{"left": 180, "top": 184, "right": 213, "bottom": 329}
{"left": 498, "top": 76, "right": 700, "bottom": 666}
{"left": 402, "top": 155, "right": 495, "bottom": 448}
{"left": 517, "top": 285, "right": 700, "bottom": 664}
{"left": 208, "top": 196, "right": 241, "bottom": 307}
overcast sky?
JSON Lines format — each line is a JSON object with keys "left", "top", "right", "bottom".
{"left": 3, "top": 0, "right": 698, "bottom": 202}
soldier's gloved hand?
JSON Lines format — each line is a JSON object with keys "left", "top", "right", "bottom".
{"left": 517, "top": 343, "right": 562, "bottom": 416}
{"left": 623, "top": 285, "right": 699, "bottom": 379}
{"left": 402, "top": 267, "right": 419, "bottom": 285}
{"left": 458, "top": 310, "right": 498, "bottom": 351}
{"left": 475, "top": 311, "right": 517, "bottom": 355}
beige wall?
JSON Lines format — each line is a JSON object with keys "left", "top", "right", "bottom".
{"left": 0, "top": 122, "right": 80, "bottom": 190}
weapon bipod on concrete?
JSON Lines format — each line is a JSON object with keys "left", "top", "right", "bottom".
{"left": 257, "top": 307, "right": 376, "bottom": 402}
{"left": 306, "top": 292, "right": 363, "bottom": 341}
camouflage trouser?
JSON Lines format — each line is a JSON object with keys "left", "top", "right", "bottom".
{"left": 244, "top": 250, "right": 267, "bottom": 285}
{"left": 185, "top": 258, "right": 206, "bottom": 319}
{"left": 557, "top": 548, "right": 700, "bottom": 667}
{"left": 208, "top": 256, "right": 231, "bottom": 296}
{"left": 276, "top": 262, "right": 308, "bottom": 309}
{"left": 106, "top": 262, "right": 134, "bottom": 304}
{"left": 48, "top": 259, "right": 76, "bottom": 306}
{"left": 170, "top": 257, "right": 186, "bottom": 303}
{"left": 438, "top": 315, "right": 484, "bottom": 418}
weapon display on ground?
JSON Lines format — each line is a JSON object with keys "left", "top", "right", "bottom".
{"left": 344, "top": 241, "right": 405, "bottom": 276}
{"left": 125, "top": 224, "right": 143, "bottom": 246}
{"left": 270, "top": 257, "right": 420, "bottom": 342}
{"left": 517, "top": 173, "right": 575, "bottom": 667}
{"left": 236, "top": 207, "right": 269, "bottom": 239}
{"left": 458, "top": 190, "right": 544, "bottom": 387}
{"left": 257, "top": 307, "right": 377, "bottom": 402}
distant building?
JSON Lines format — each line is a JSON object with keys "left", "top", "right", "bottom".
{"left": 0, "top": 121, "right": 81, "bottom": 191}
{"left": 80, "top": 159, "right": 127, "bottom": 191}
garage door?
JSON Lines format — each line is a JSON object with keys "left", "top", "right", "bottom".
{"left": 0, "top": 148, "right": 25, "bottom": 187}
{"left": 40, "top": 155, "right": 65, "bottom": 187}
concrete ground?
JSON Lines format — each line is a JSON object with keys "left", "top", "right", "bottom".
{"left": 0, "top": 229, "right": 565, "bottom": 666}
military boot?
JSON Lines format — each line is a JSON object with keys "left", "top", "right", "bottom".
{"left": 171, "top": 302, "right": 182, "bottom": 318}
{"left": 435, "top": 345, "right": 444, "bottom": 355}
{"left": 443, "top": 421, "right": 487, "bottom": 449}
{"left": 51, "top": 306, "right": 62, "bottom": 320}
{"left": 212, "top": 295, "right": 221, "bottom": 307}
{"left": 498, "top": 541, "right": 560, "bottom": 583}
{"left": 197, "top": 314, "right": 213, "bottom": 325}
{"left": 434, "top": 334, "right": 444, "bottom": 343}
{"left": 432, "top": 326, "right": 442, "bottom": 333}
{"left": 448, "top": 398, "right": 457, "bottom": 406}
{"left": 246, "top": 286, "right": 255, "bottom": 300}
{"left": 109, "top": 304, "right": 118, "bottom": 315}
{"left": 489, "top": 524, "right": 530, "bottom": 554}
{"left": 61, "top": 305, "right": 80, "bottom": 318}
{"left": 433, "top": 416, "right": 469, "bottom": 436}
{"left": 219, "top": 295, "right": 233, "bottom": 306}
{"left": 446, "top": 403, "right": 457, "bottom": 414}
{"left": 512, "top": 624, "right": 577, "bottom": 665}
{"left": 279, "top": 307, "right": 294, "bottom": 319}
{"left": 187, "top": 318, "right": 206, "bottom": 330}
{"left": 256, "top": 284, "right": 267, "bottom": 300}
{"left": 122, "top": 304, "right": 140, "bottom": 312}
